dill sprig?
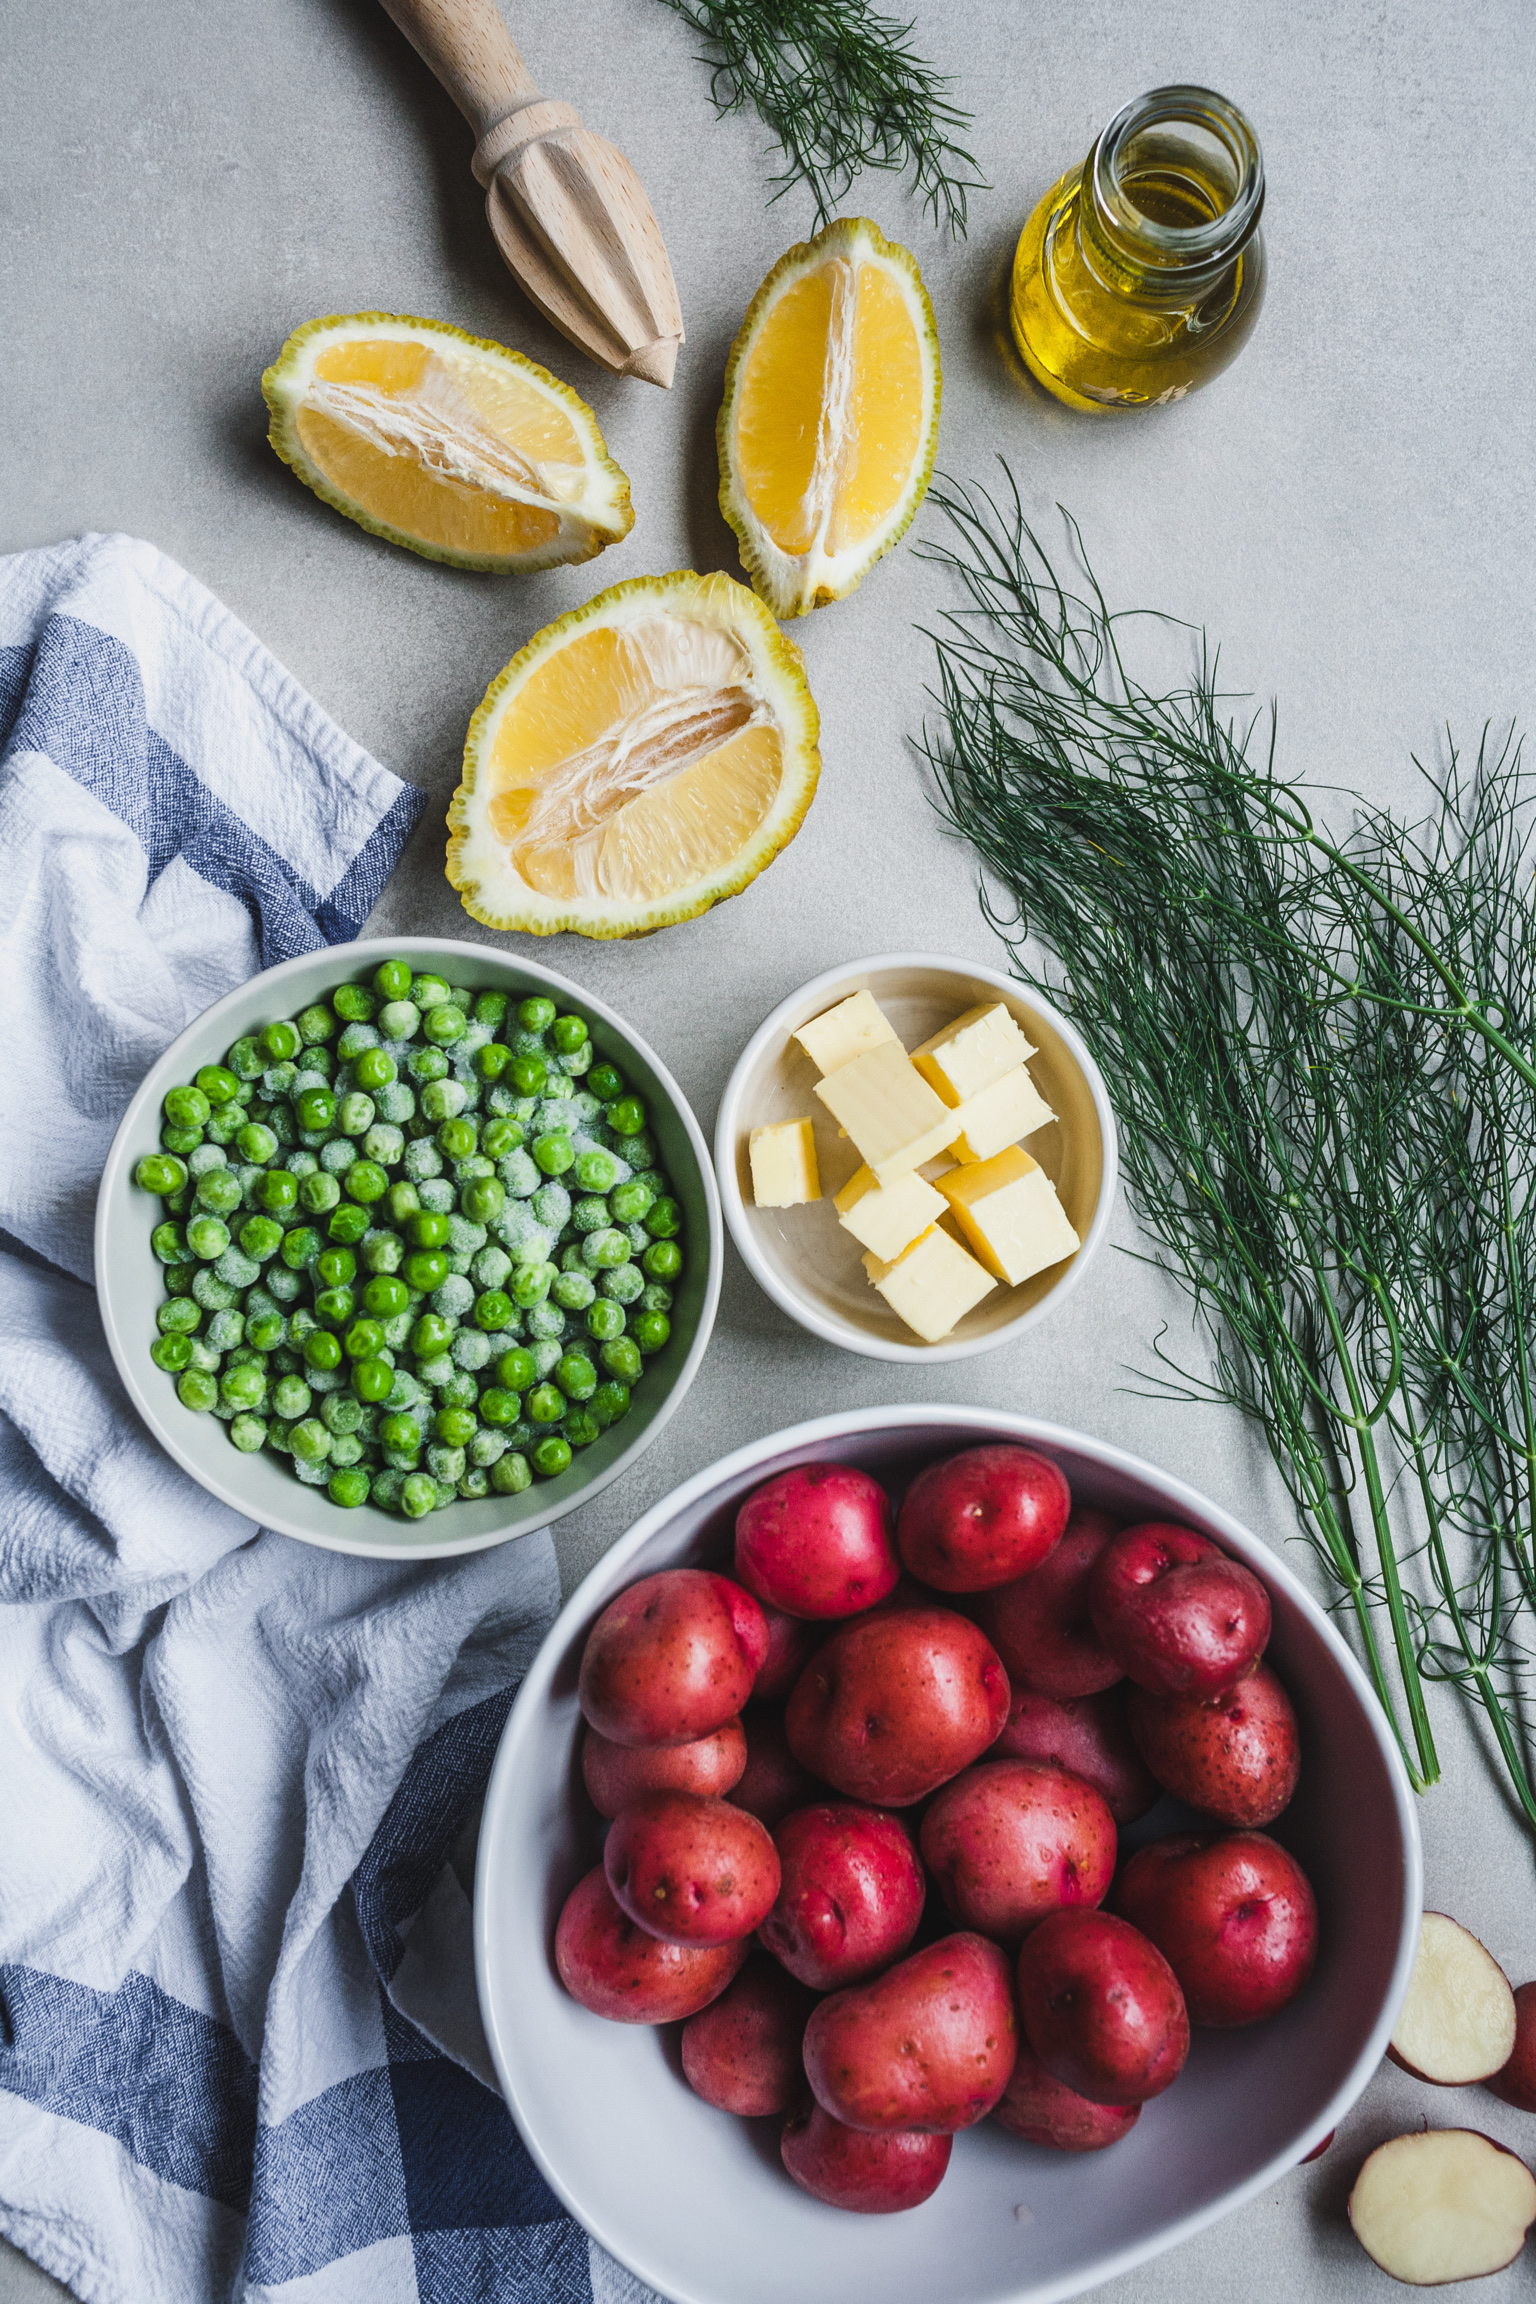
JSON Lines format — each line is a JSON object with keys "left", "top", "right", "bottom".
{"left": 653, "top": 0, "right": 984, "bottom": 234}
{"left": 917, "top": 466, "right": 1536, "bottom": 1819}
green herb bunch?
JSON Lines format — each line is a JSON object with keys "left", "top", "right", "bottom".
{"left": 919, "top": 467, "right": 1536, "bottom": 1820}
{"left": 654, "top": 0, "right": 984, "bottom": 233}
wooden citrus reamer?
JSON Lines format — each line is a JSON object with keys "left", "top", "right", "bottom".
{"left": 378, "top": 0, "right": 684, "bottom": 387}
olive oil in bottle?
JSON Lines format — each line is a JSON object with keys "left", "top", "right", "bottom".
{"left": 1010, "top": 85, "right": 1265, "bottom": 411}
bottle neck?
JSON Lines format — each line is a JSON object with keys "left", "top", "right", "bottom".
{"left": 1076, "top": 85, "right": 1264, "bottom": 305}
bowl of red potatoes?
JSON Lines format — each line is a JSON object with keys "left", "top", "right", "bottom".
{"left": 475, "top": 1409, "right": 1422, "bottom": 2304}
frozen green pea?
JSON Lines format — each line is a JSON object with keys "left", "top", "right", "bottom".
{"left": 245, "top": 1310, "right": 286, "bottom": 1351}
{"left": 214, "top": 1249, "right": 261, "bottom": 1290}
{"left": 571, "top": 1195, "right": 610, "bottom": 1235}
{"left": 136, "top": 1153, "right": 188, "bottom": 1197}
{"left": 582, "top": 1228, "right": 629, "bottom": 1271}
{"left": 178, "top": 1369, "right": 219, "bottom": 1413}
{"left": 227, "top": 1036, "right": 264, "bottom": 1080}
{"left": 300, "top": 1171, "right": 341, "bottom": 1216}
{"left": 455, "top": 1466, "right": 490, "bottom": 1499}
{"left": 554, "top": 1352, "right": 596, "bottom": 1401}
{"left": 187, "top": 1214, "right": 230, "bottom": 1260}
{"left": 164, "top": 1084, "right": 211, "bottom": 1130}
{"left": 257, "top": 1169, "right": 299, "bottom": 1216}
{"left": 151, "top": 1333, "right": 193, "bottom": 1373}
{"left": 609, "top": 1179, "right": 654, "bottom": 1224}
{"left": 296, "top": 1086, "right": 336, "bottom": 1132}
{"left": 378, "top": 998, "right": 420, "bottom": 1041}
{"left": 295, "top": 1004, "right": 335, "bottom": 1046}
{"left": 462, "top": 1176, "right": 504, "bottom": 1225}
{"left": 332, "top": 984, "right": 376, "bottom": 1024}
{"left": 152, "top": 1221, "right": 193, "bottom": 1265}
{"left": 273, "top": 1374, "right": 312, "bottom": 1419}
{"left": 344, "top": 1160, "right": 388, "bottom": 1205}
{"left": 533, "top": 1132, "right": 574, "bottom": 1177}
{"left": 643, "top": 1240, "right": 683, "bottom": 1282}
{"left": 221, "top": 1362, "right": 265, "bottom": 1412}
{"left": 260, "top": 1020, "right": 300, "bottom": 1064}
{"left": 633, "top": 1310, "right": 671, "bottom": 1353}
{"left": 161, "top": 1122, "right": 204, "bottom": 1157}
{"left": 640, "top": 1282, "right": 673, "bottom": 1313}
{"left": 509, "top": 1260, "right": 556, "bottom": 1309}
{"left": 525, "top": 1383, "right": 565, "bottom": 1426}
{"left": 531, "top": 1434, "right": 572, "bottom": 1478}
{"left": 551, "top": 1014, "right": 588, "bottom": 1055}
{"left": 562, "top": 1408, "right": 600, "bottom": 1449}
{"left": 338, "top": 1092, "right": 375, "bottom": 1137}
{"left": 322, "top": 1392, "right": 364, "bottom": 1436}
{"left": 157, "top": 1297, "right": 202, "bottom": 1337}
{"left": 237, "top": 1121, "right": 277, "bottom": 1164}
{"left": 328, "top": 1203, "right": 369, "bottom": 1245}
{"left": 427, "top": 1443, "right": 466, "bottom": 1484}
{"left": 573, "top": 1147, "right": 619, "bottom": 1192}
{"left": 601, "top": 1336, "right": 643, "bottom": 1383}
{"left": 363, "top": 1124, "right": 404, "bottom": 1168}
{"left": 353, "top": 1356, "right": 395, "bottom": 1403}
{"left": 320, "top": 1138, "right": 358, "bottom": 1174}
{"left": 590, "top": 1380, "right": 630, "bottom": 1428}
{"left": 192, "top": 1269, "right": 239, "bottom": 1312}
{"left": 553, "top": 1270, "right": 596, "bottom": 1312}
{"left": 491, "top": 1452, "right": 531, "bottom": 1495}
{"left": 586, "top": 1298, "right": 625, "bottom": 1343}
{"left": 239, "top": 1214, "right": 284, "bottom": 1260}
{"left": 290, "top": 1417, "right": 332, "bottom": 1465}
{"left": 230, "top": 1414, "right": 267, "bottom": 1453}
{"left": 420, "top": 1080, "right": 467, "bottom": 1129}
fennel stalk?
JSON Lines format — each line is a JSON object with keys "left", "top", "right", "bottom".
{"left": 919, "top": 470, "right": 1536, "bottom": 1820}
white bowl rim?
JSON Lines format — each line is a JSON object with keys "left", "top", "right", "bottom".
{"left": 475, "top": 1402, "right": 1424, "bottom": 2304}
{"left": 94, "top": 935, "right": 723, "bottom": 1563}
{"left": 713, "top": 953, "right": 1121, "bottom": 1363}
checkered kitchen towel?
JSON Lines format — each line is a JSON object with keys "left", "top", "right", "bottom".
{"left": 0, "top": 535, "right": 650, "bottom": 2304}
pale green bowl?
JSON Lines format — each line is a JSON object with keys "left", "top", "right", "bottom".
{"left": 94, "top": 937, "right": 722, "bottom": 1560}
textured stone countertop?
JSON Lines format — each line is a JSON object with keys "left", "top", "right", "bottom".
{"left": 3, "top": 0, "right": 1535, "bottom": 2295}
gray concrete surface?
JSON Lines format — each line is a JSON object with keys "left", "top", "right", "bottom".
{"left": 4, "top": 0, "right": 1536, "bottom": 2295}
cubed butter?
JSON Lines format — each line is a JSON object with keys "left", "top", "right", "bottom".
{"left": 935, "top": 1144, "right": 1080, "bottom": 1286}
{"left": 813, "top": 1040, "right": 961, "bottom": 1183}
{"left": 911, "top": 1003, "right": 1037, "bottom": 1107}
{"left": 835, "top": 1163, "right": 946, "bottom": 1261}
{"left": 951, "top": 1064, "right": 1056, "bottom": 1163}
{"left": 867, "top": 1224, "right": 997, "bottom": 1343}
{"left": 792, "top": 990, "right": 900, "bottom": 1076}
{"left": 748, "top": 1118, "right": 821, "bottom": 1208}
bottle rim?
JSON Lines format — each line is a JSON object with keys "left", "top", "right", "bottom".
{"left": 1088, "top": 84, "right": 1264, "bottom": 281}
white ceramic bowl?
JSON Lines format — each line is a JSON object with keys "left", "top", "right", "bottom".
{"left": 476, "top": 1407, "right": 1422, "bottom": 2304}
{"left": 714, "top": 956, "right": 1118, "bottom": 1362}
{"left": 95, "top": 937, "right": 722, "bottom": 1561}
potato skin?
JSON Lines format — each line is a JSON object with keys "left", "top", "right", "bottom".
{"left": 1089, "top": 1523, "right": 1271, "bottom": 1700}
{"left": 785, "top": 1606, "right": 1010, "bottom": 1806}
{"left": 1126, "top": 1663, "right": 1300, "bottom": 1827}
{"left": 897, "top": 1445, "right": 1071, "bottom": 1593}
{"left": 1114, "top": 1830, "right": 1318, "bottom": 2026}
{"left": 919, "top": 1760, "right": 1116, "bottom": 1944}
{"left": 604, "top": 1790, "right": 781, "bottom": 1946}
{"left": 681, "top": 1956, "right": 819, "bottom": 2116}
{"left": 581, "top": 1719, "right": 746, "bottom": 1818}
{"left": 754, "top": 1605, "right": 825, "bottom": 1702}
{"left": 760, "top": 1802, "right": 926, "bottom": 1989}
{"left": 735, "top": 1464, "right": 899, "bottom": 1619}
{"left": 972, "top": 1508, "right": 1124, "bottom": 1699}
{"left": 992, "top": 2041, "right": 1141, "bottom": 2151}
{"left": 728, "top": 1705, "right": 824, "bottom": 1827}
{"left": 1017, "top": 1908, "right": 1189, "bottom": 2105}
{"left": 802, "top": 1932, "right": 1018, "bottom": 2133}
{"left": 578, "top": 1569, "right": 768, "bottom": 1748}
{"left": 1489, "top": 1982, "right": 1536, "bottom": 2111}
{"left": 781, "top": 2101, "right": 952, "bottom": 2213}
{"left": 555, "top": 1865, "right": 748, "bottom": 2023}
{"left": 993, "top": 1686, "right": 1160, "bottom": 1825}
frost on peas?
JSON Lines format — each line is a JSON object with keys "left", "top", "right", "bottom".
{"left": 438, "top": 1370, "right": 478, "bottom": 1411}
{"left": 215, "top": 1249, "right": 261, "bottom": 1290}
{"left": 432, "top": 1274, "right": 475, "bottom": 1320}
{"left": 337, "top": 1023, "right": 381, "bottom": 1060}
{"left": 266, "top": 1265, "right": 302, "bottom": 1303}
{"left": 571, "top": 1196, "right": 610, "bottom": 1235}
{"left": 378, "top": 1000, "right": 420, "bottom": 1042}
{"left": 193, "top": 1270, "right": 240, "bottom": 1312}
{"left": 553, "top": 1269, "right": 596, "bottom": 1311}
{"left": 187, "top": 1337, "right": 223, "bottom": 1372}
{"left": 453, "top": 1155, "right": 494, "bottom": 1185}
{"left": 287, "top": 1148, "right": 319, "bottom": 1180}
{"left": 534, "top": 1097, "right": 574, "bottom": 1136}
{"left": 427, "top": 1443, "right": 466, "bottom": 1484}
{"left": 469, "top": 1428, "right": 508, "bottom": 1468}
{"left": 382, "top": 1311, "right": 415, "bottom": 1350}
{"left": 338, "top": 1092, "right": 375, "bottom": 1137}
{"left": 531, "top": 1182, "right": 571, "bottom": 1233}
{"left": 472, "top": 1244, "right": 512, "bottom": 1292}
{"left": 364, "top": 1124, "right": 405, "bottom": 1167}
{"left": 417, "top": 1178, "right": 455, "bottom": 1215}
{"left": 293, "top": 1459, "right": 331, "bottom": 1486}
{"left": 602, "top": 1262, "right": 646, "bottom": 1304}
{"left": 187, "top": 1143, "right": 228, "bottom": 1178}
{"left": 262, "top": 1062, "right": 298, "bottom": 1100}
{"left": 527, "top": 1301, "right": 566, "bottom": 1342}
{"left": 375, "top": 1082, "right": 415, "bottom": 1125}
{"left": 321, "top": 1139, "right": 358, "bottom": 1174}
{"left": 640, "top": 1282, "right": 674, "bottom": 1313}
{"left": 329, "top": 1434, "right": 364, "bottom": 1468}
{"left": 530, "top": 1339, "right": 563, "bottom": 1379}
{"left": 205, "top": 1309, "right": 245, "bottom": 1352}
{"left": 308, "top": 1365, "right": 347, "bottom": 1393}
{"left": 321, "top": 1393, "right": 363, "bottom": 1435}
{"left": 420, "top": 1078, "right": 467, "bottom": 1124}
{"left": 500, "top": 1149, "right": 541, "bottom": 1198}
{"left": 384, "top": 1368, "right": 425, "bottom": 1413}
{"left": 403, "top": 1139, "right": 443, "bottom": 1183}
{"left": 417, "top": 1353, "right": 455, "bottom": 1389}
{"left": 451, "top": 1329, "right": 490, "bottom": 1371}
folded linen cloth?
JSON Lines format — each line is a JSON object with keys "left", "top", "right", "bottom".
{"left": 0, "top": 536, "right": 648, "bottom": 2304}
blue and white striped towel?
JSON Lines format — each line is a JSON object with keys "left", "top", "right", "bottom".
{"left": 0, "top": 535, "right": 647, "bottom": 2304}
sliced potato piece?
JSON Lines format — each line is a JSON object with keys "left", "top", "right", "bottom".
{"left": 1349, "top": 2130, "right": 1536, "bottom": 2285}
{"left": 1389, "top": 1914, "right": 1517, "bottom": 2085}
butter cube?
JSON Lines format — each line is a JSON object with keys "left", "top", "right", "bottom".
{"left": 952, "top": 1064, "right": 1056, "bottom": 1163}
{"left": 793, "top": 990, "right": 900, "bottom": 1076}
{"left": 835, "top": 1163, "right": 946, "bottom": 1262}
{"left": 814, "top": 1041, "right": 961, "bottom": 1184}
{"left": 749, "top": 1118, "right": 821, "bottom": 1208}
{"left": 867, "top": 1224, "right": 997, "bottom": 1343}
{"left": 911, "top": 1003, "right": 1037, "bottom": 1107}
{"left": 936, "top": 1144, "right": 1079, "bottom": 1286}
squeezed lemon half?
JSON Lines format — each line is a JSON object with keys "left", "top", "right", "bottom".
{"left": 717, "top": 217, "right": 941, "bottom": 619}
{"left": 447, "top": 570, "right": 821, "bottom": 939}
{"left": 262, "top": 313, "right": 634, "bottom": 573}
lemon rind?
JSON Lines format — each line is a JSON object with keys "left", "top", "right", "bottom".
{"left": 262, "top": 312, "right": 635, "bottom": 574}
{"left": 446, "top": 569, "right": 821, "bottom": 940}
{"left": 716, "top": 218, "right": 942, "bottom": 620}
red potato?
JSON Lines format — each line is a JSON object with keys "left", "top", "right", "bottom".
{"left": 972, "top": 1508, "right": 1124, "bottom": 1699}
{"left": 786, "top": 1607, "right": 1010, "bottom": 1806}
{"left": 1017, "top": 1908, "right": 1189, "bottom": 2105}
{"left": 760, "top": 1803, "right": 926, "bottom": 1990}
{"left": 581, "top": 1719, "right": 746, "bottom": 1818}
{"left": 578, "top": 1570, "right": 768, "bottom": 1748}
{"left": 735, "top": 1463, "right": 899, "bottom": 1619}
{"left": 1488, "top": 1982, "right": 1536, "bottom": 2111}
{"left": 994, "top": 1686, "right": 1160, "bottom": 1826}
{"left": 555, "top": 1866, "right": 749, "bottom": 2023}
{"left": 1114, "top": 1831, "right": 1319, "bottom": 2026}
{"left": 992, "top": 2041, "right": 1141, "bottom": 2152}
{"left": 604, "top": 1790, "right": 780, "bottom": 1947}
{"left": 1089, "top": 1523, "right": 1271, "bottom": 1701}
{"left": 781, "top": 2102, "right": 952, "bottom": 2213}
{"left": 802, "top": 1933, "right": 1017, "bottom": 2133}
{"left": 680, "top": 1956, "right": 819, "bottom": 2116}
{"left": 919, "top": 1761, "right": 1116, "bottom": 1944}
{"left": 897, "top": 1445, "right": 1071, "bottom": 1593}
{"left": 754, "top": 1605, "right": 825, "bottom": 1702}
{"left": 1126, "top": 1664, "right": 1300, "bottom": 1827}
{"left": 728, "top": 1706, "right": 824, "bottom": 1827}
